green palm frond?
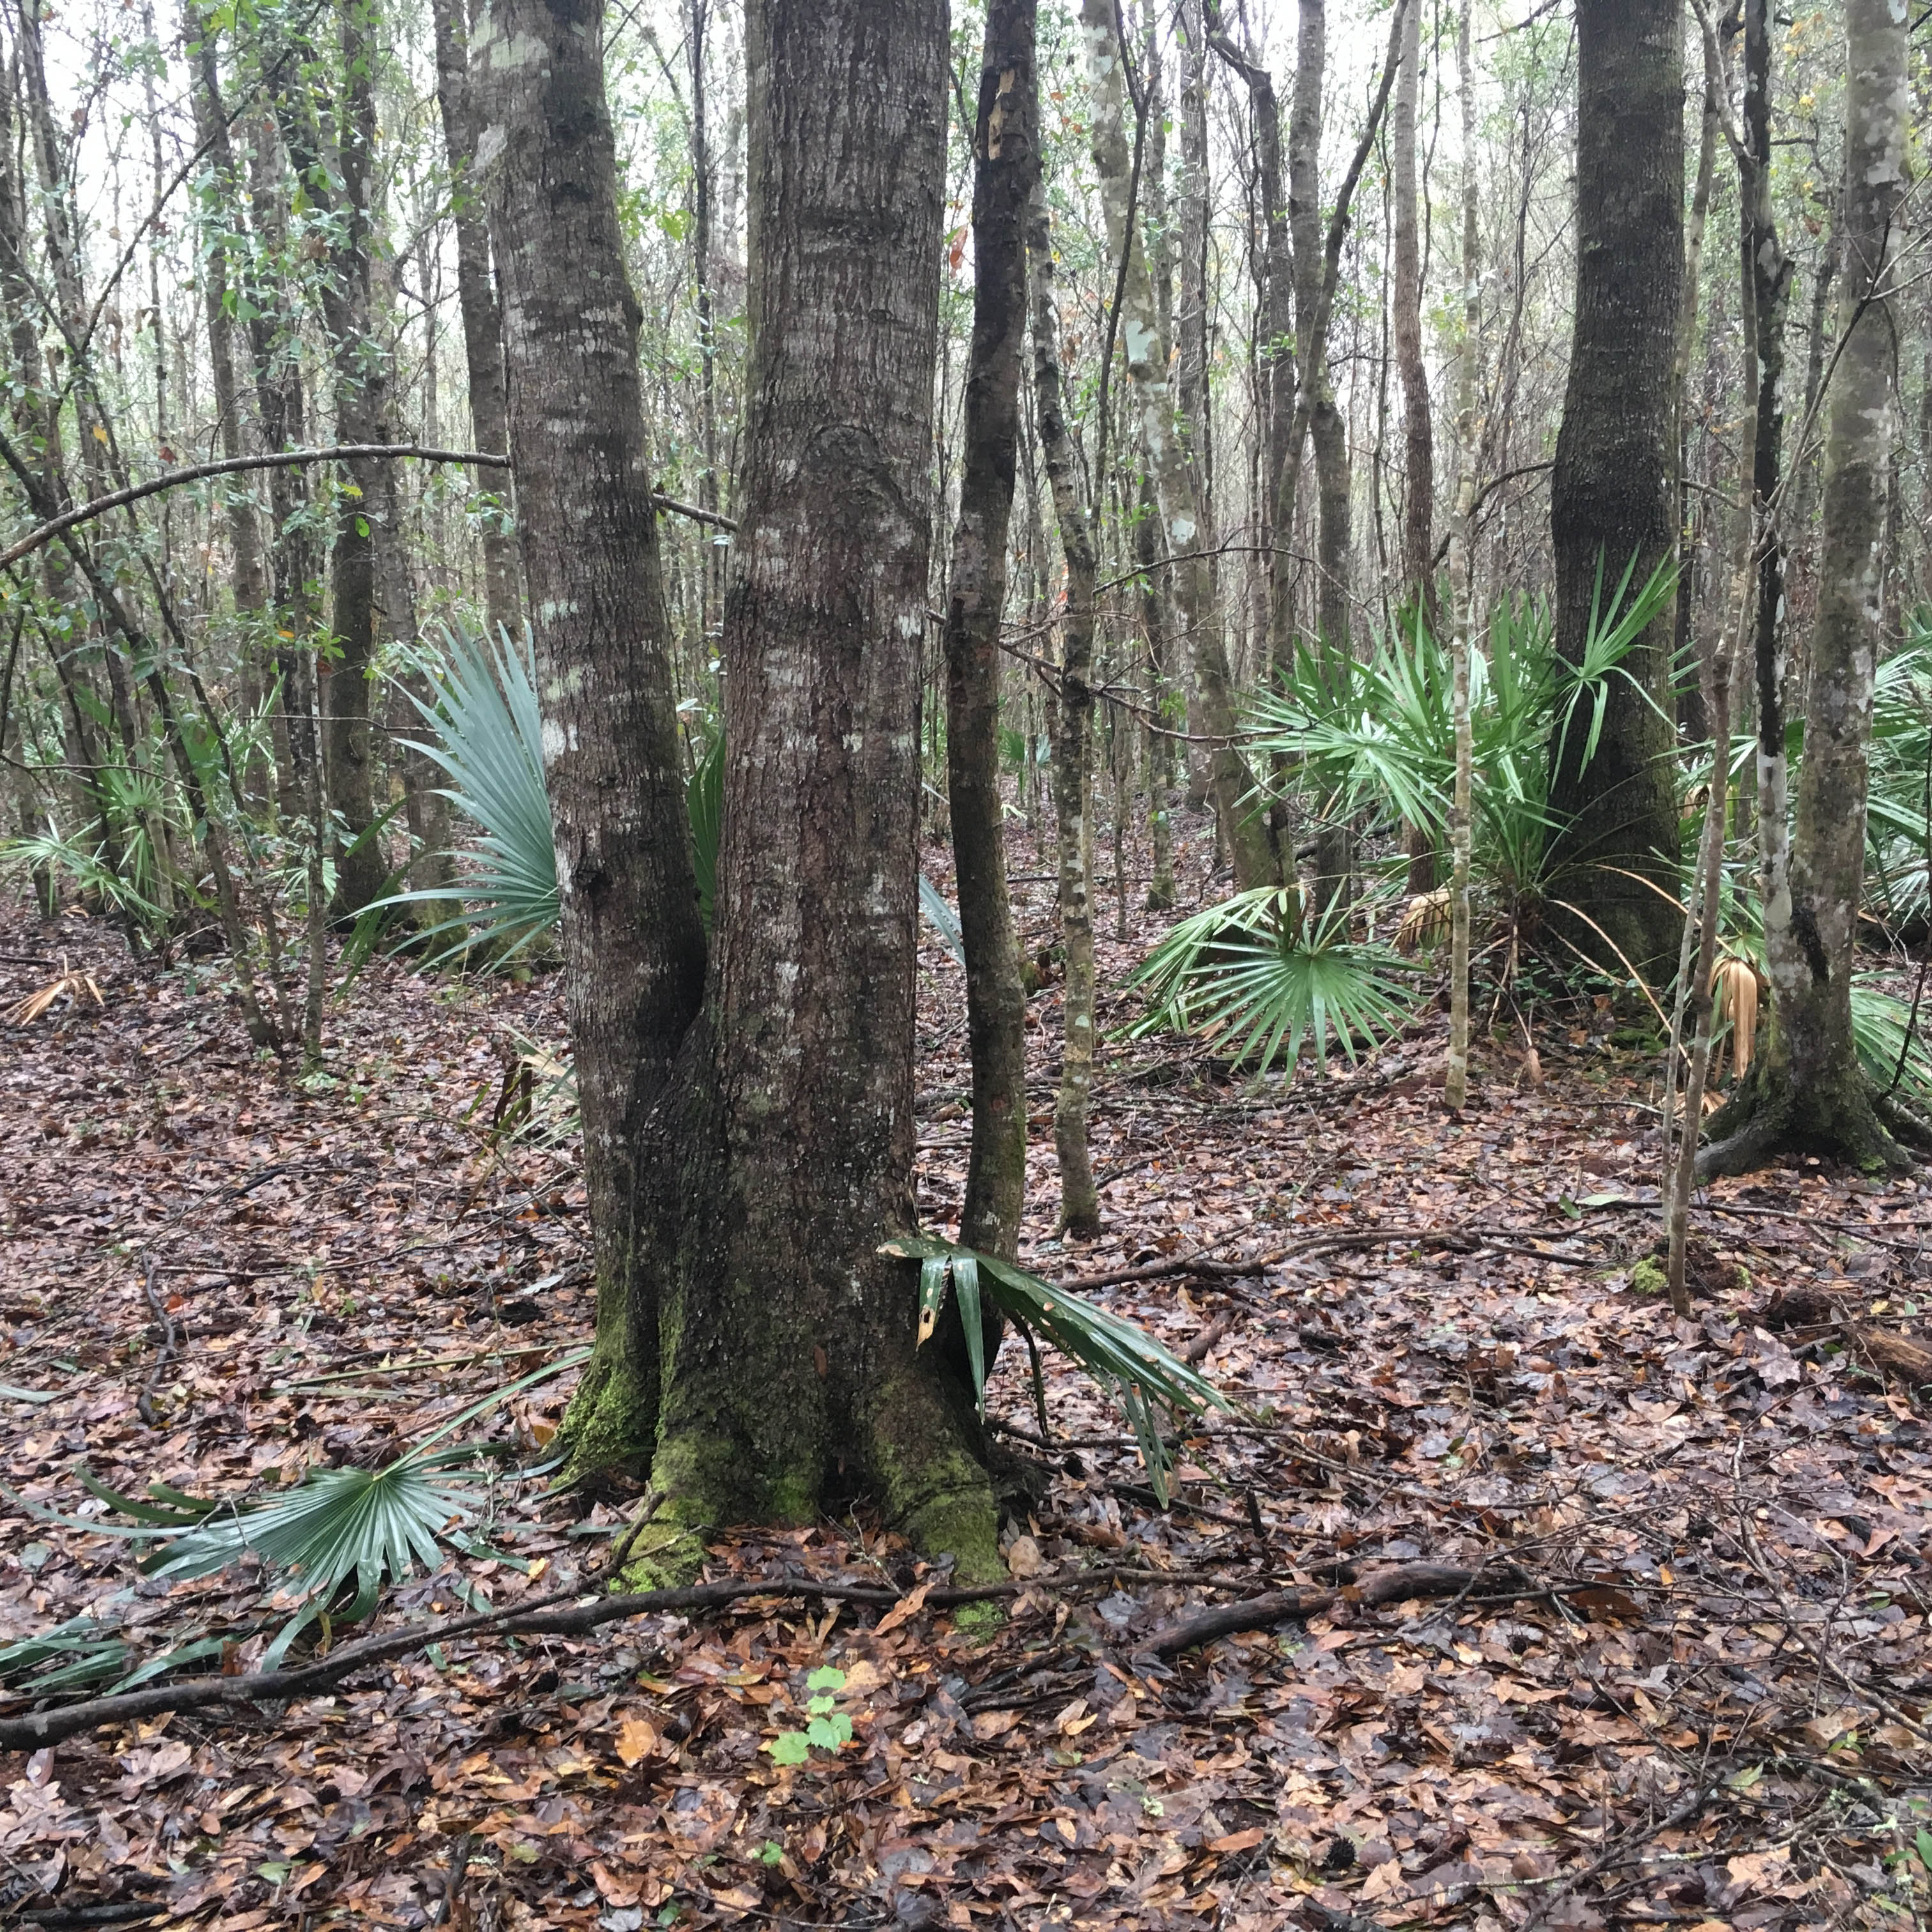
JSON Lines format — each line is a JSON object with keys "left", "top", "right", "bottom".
{"left": 1128, "top": 887, "right": 1423, "bottom": 1074}
{"left": 385, "top": 623, "right": 560, "bottom": 962}
{"left": 885, "top": 1234, "right": 1233, "bottom": 1506}
{"left": 11, "top": 1352, "right": 585, "bottom": 1671}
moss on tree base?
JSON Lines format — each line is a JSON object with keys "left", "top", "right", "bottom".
{"left": 1698, "top": 1055, "right": 1913, "bottom": 1180}
{"left": 556, "top": 1348, "right": 654, "bottom": 1484}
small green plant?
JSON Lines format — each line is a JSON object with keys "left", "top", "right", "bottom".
{"left": 763, "top": 1665, "right": 852, "bottom": 1765}
{"left": 1128, "top": 888, "right": 1423, "bottom": 1076}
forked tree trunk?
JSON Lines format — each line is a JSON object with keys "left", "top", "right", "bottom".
{"left": 1545, "top": 0, "right": 1683, "bottom": 974}
{"left": 1078, "top": 0, "right": 1274, "bottom": 889}
{"left": 1028, "top": 183, "right": 1102, "bottom": 1240}
{"left": 634, "top": 0, "right": 997, "bottom": 1573}
{"left": 1701, "top": 0, "right": 1915, "bottom": 1176}
{"left": 944, "top": 0, "right": 1037, "bottom": 1262}
{"left": 475, "top": 0, "right": 709, "bottom": 1459}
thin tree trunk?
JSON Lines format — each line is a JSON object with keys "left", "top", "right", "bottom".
{"left": 1545, "top": 0, "right": 1683, "bottom": 974}
{"left": 1027, "top": 183, "right": 1101, "bottom": 1240}
{"left": 476, "top": 0, "right": 709, "bottom": 1465}
{"left": 944, "top": 0, "right": 1036, "bottom": 1262}
{"left": 1204, "top": 5, "right": 1295, "bottom": 886}
{"left": 1391, "top": 0, "right": 1431, "bottom": 618}
{"left": 1444, "top": 0, "right": 1477, "bottom": 1110}
{"left": 188, "top": 16, "right": 270, "bottom": 816}
{"left": 430, "top": 0, "right": 521, "bottom": 639}
{"left": 1287, "top": 0, "right": 1407, "bottom": 914}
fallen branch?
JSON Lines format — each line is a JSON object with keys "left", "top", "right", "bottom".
{"left": 1757, "top": 1282, "right": 1932, "bottom": 1386}
{"left": 1053, "top": 1221, "right": 1600, "bottom": 1296}
{"left": 0, "top": 447, "right": 737, "bottom": 570}
{"left": 1146, "top": 1560, "right": 1534, "bottom": 1655}
{"left": 0, "top": 1561, "right": 1208, "bottom": 1749}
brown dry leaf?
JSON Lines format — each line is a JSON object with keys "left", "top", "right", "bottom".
{"left": 970, "top": 1710, "right": 1022, "bottom": 1743}
{"left": 612, "top": 1717, "right": 659, "bottom": 1767}
{"left": 872, "top": 1578, "right": 930, "bottom": 1635}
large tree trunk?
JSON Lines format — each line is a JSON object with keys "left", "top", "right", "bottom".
{"left": 475, "top": 0, "right": 709, "bottom": 1462}
{"left": 1028, "top": 185, "right": 1102, "bottom": 1241}
{"left": 1701, "top": 0, "right": 1913, "bottom": 1176}
{"left": 944, "top": 0, "right": 1036, "bottom": 1262}
{"left": 634, "top": 0, "right": 997, "bottom": 1574}
{"left": 430, "top": 0, "right": 521, "bottom": 638}
{"left": 1545, "top": 0, "right": 1683, "bottom": 974}
{"left": 1078, "top": 0, "right": 1273, "bottom": 889}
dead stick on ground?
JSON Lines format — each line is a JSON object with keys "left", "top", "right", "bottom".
{"left": 1144, "top": 1560, "right": 1538, "bottom": 1656}
{"left": 0, "top": 1563, "right": 1234, "bottom": 1749}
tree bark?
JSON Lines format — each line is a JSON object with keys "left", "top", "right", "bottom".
{"left": 1028, "top": 184, "right": 1101, "bottom": 1241}
{"left": 1545, "top": 0, "right": 1683, "bottom": 975}
{"left": 475, "top": 0, "right": 709, "bottom": 1459}
{"left": 1204, "top": 4, "right": 1295, "bottom": 887}
{"left": 630, "top": 0, "right": 997, "bottom": 1575}
{"left": 1701, "top": 0, "right": 1912, "bottom": 1176}
{"left": 1078, "top": 0, "right": 1273, "bottom": 889}
{"left": 1444, "top": 0, "right": 1478, "bottom": 1110}
{"left": 430, "top": 0, "right": 520, "bottom": 639}
{"left": 944, "top": 0, "right": 1037, "bottom": 1263}
{"left": 1390, "top": 0, "right": 1432, "bottom": 619}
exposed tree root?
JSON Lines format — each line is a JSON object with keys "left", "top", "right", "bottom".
{"left": 1697, "top": 1057, "right": 1913, "bottom": 1180}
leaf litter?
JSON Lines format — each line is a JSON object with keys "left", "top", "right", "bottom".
{"left": 2, "top": 815, "right": 1930, "bottom": 1932}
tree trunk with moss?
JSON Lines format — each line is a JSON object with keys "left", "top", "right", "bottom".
{"left": 1545, "top": 0, "right": 1683, "bottom": 975}
{"left": 614, "top": 0, "right": 997, "bottom": 1575}
{"left": 1701, "top": 0, "right": 1915, "bottom": 1177}
{"left": 476, "top": 0, "right": 709, "bottom": 1460}
{"left": 945, "top": 0, "right": 1037, "bottom": 1263}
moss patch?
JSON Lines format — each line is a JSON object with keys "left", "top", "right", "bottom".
{"left": 556, "top": 1351, "right": 653, "bottom": 1482}
{"left": 863, "top": 1368, "right": 1004, "bottom": 1584}
{"left": 613, "top": 1519, "right": 708, "bottom": 1591}
{"left": 1630, "top": 1255, "right": 1668, "bottom": 1298}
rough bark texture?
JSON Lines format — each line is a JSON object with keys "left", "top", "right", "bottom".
{"left": 1078, "top": 0, "right": 1273, "bottom": 890}
{"left": 636, "top": 0, "right": 998, "bottom": 1575}
{"left": 431, "top": 0, "right": 521, "bottom": 639}
{"left": 944, "top": 0, "right": 1037, "bottom": 1262}
{"left": 475, "top": 0, "right": 709, "bottom": 1456}
{"left": 1736, "top": 0, "right": 1797, "bottom": 1066}
{"left": 1028, "top": 185, "right": 1101, "bottom": 1240}
{"left": 1545, "top": 0, "right": 1683, "bottom": 974}
{"left": 1702, "top": 0, "right": 1911, "bottom": 1177}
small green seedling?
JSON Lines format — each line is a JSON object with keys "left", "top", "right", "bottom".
{"left": 763, "top": 1665, "right": 852, "bottom": 1765}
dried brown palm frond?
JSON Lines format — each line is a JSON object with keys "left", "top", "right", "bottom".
{"left": 6, "top": 956, "right": 104, "bottom": 1027}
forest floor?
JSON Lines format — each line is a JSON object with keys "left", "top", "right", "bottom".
{"left": 2, "top": 806, "right": 1930, "bottom": 1932}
